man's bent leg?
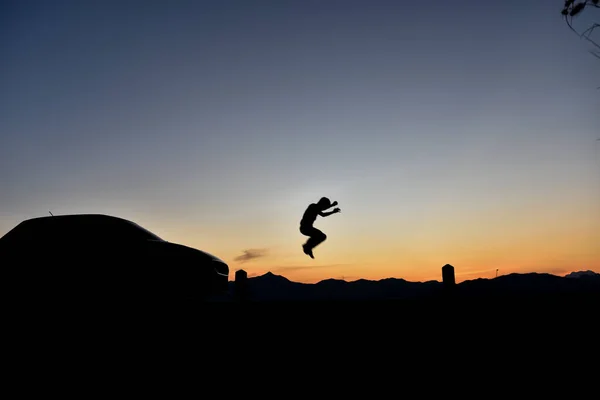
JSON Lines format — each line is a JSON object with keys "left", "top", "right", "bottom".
{"left": 306, "top": 228, "right": 327, "bottom": 249}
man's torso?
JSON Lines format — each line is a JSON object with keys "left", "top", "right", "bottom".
{"left": 300, "top": 203, "right": 318, "bottom": 227}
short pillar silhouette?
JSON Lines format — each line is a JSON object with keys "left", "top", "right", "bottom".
{"left": 234, "top": 269, "right": 249, "bottom": 301}
{"left": 442, "top": 264, "right": 456, "bottom": 289}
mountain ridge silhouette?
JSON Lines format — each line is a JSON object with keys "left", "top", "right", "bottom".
{"left": 228, "top": 270, "right": 600, "bottom": 301}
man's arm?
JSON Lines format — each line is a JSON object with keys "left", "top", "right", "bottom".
{"left": 322, "top": 201, "right": 338, "bottom": 210}
{"left": 319, "top": 208, "right": 341, "bottom": 217}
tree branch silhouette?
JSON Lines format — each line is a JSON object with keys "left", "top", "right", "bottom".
{"left": 561, "top": 1, "right": 600, "bottom": 87}
{"left": 561, "top": 1, "right": 600, "bottom": 56}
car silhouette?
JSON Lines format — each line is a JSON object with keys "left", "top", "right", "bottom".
{"left": 0, "top": 214, "right": 229, "bottom": 303}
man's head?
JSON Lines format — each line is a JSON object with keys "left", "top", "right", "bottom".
{"left": 317, "top": 197, "right": 331, "bottom": 210}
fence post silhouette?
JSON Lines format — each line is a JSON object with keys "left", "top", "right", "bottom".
{"left": 442, "top": 264, "right": 456, "bottom": 296}
{"left": 234, "top": 269, "right": 249, "bottom": 302}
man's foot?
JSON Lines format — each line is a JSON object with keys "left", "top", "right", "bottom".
{"left": 302, "top": 244, "right": 314, "bottom": 259}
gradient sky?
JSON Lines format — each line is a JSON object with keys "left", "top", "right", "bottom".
{"left": 2, "top": 0, "right": 599, "bottom": 283}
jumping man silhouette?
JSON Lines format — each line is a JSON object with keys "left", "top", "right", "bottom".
{"left": 299, "top": 197, "right": 341, "bottom": 259}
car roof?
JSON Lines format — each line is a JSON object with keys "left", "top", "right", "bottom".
{"left": 15, "top": 214, "right": 139, "bottom": 229}
{"left": 24, "top": 214, "right": 128, "bottom": 223}
{"left": 2, "top": 214, "right": 163, "bottom": 241}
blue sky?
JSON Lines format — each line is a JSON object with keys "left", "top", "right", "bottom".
{"left": 1, "top": 0, "right": 598, "bottom": 282}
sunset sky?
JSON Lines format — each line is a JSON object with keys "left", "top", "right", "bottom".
{"left": 1, "top": 0, "right": 599, "bottom": 283}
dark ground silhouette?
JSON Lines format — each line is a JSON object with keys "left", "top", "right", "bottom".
{"left": 299, "top": 196, "right": 341, "bottom": 259}
{"left": 225, "top": 269, "right": 600, "bottom": 302}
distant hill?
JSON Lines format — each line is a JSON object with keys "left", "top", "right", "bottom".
{"left": 227, "top": 270, "right": 600, "bottom": 301}
{"left": 564, "top": 270, "right": 599, "bottom": 279}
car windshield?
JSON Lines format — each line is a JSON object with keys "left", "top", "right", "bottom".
{"left": 124, "top": 220, "right": 163, "bottom": 241}
{"left": 84, "top": 217, "right": 164, "bottom": 242}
